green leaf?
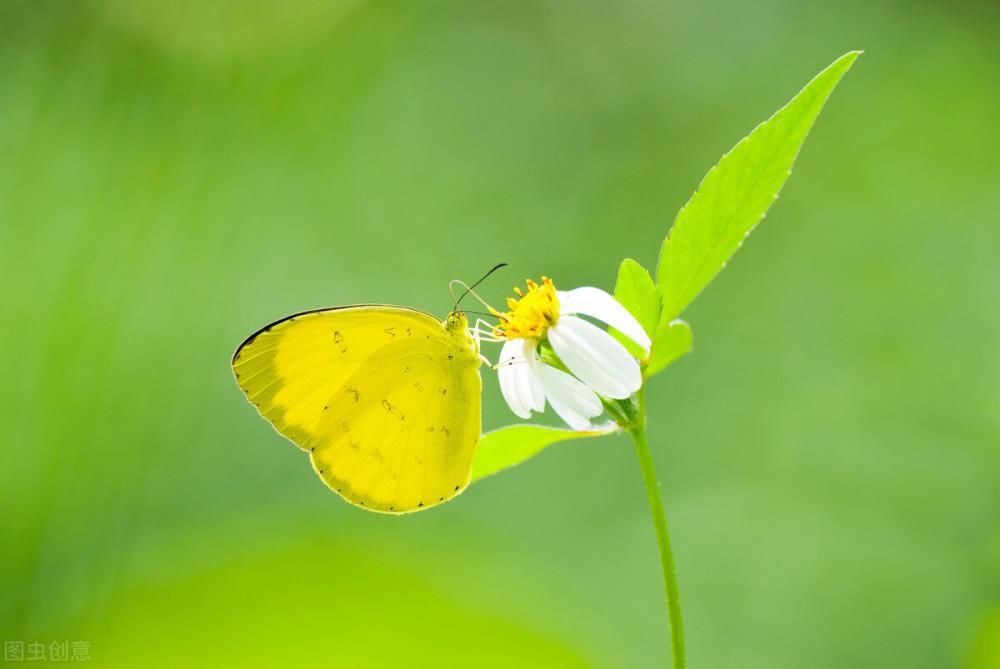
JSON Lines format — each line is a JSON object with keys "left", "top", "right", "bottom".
{"left": 645, "top": 318, "right": 693, "bottom": 378}
{"left": 657, "top": 51, "right": 861, "bottom": 322}
{"left": 611, "top": 258, "right": 661, "bottom": 359}
{"left": 614, "top": 258, "right": 660, "bottom": 336}
{"left": 471, "top": 423, "right": 618, "bottom": 483}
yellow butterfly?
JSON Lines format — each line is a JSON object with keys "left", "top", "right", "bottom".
{"left": 232, "top": 305, "right": 482, "bottom": 514}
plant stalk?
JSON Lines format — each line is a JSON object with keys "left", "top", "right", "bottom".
{"left": 629, "top": 388, "right": 686, "bottom": 668}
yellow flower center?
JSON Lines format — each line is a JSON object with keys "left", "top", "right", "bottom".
{"left": 492, "top": 277, "right": 560, "bottom": 340}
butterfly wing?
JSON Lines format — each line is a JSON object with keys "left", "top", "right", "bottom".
{"left": 232, "top": 306, "right": 481, "bottom": 513}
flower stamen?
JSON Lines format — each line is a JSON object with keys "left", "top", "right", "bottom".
{"left": 492, "top": 277, "right": 560, "bottom": 340}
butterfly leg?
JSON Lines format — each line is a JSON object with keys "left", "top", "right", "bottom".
{"left": 472, "top": 319, "right": 504, "bottom": 342}
{"left": 469, "top": 318, "right": 506, "bottom": 369}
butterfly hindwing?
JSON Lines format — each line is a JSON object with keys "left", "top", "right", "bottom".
{"left": 232, "top": 306, "right": 482, "bottom": 513}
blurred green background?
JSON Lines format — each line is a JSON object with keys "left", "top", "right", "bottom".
{"left": 2, "top": 1, "right": 997, "bottom": 667}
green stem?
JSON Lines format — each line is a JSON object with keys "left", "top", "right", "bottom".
{"left": 629, "top": 388, "right": 686, "bottom": 668}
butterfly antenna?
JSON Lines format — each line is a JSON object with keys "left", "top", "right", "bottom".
{"left": 451, "top": 262, "right": 508, "bottom": 313}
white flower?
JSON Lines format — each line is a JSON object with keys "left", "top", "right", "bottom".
{"left": 492, "top": 278, "right": 651, "bottom": 430}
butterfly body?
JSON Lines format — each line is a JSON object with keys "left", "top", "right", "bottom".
{"left": 233, "top": 306, "right": 481, "bottom": 513}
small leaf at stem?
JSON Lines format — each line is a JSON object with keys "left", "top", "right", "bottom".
{"left": 657, "top": 51, "right": 861, "bottom": 323}
{"left": 645, "top": 319, "right": 693, "bottom": 378}
{"left": 611, "top": 258, "right": 661, "bottom": 359}
{"left": 471, "top": 423, "right": 617, "bottom": 482}
{"left": 614, "top": 258, "right": 660, "bottom": 336}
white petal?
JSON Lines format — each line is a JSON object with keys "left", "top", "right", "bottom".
{"left": 498, "top": 338, "right": 544, "bottom": 418}
{"left": 497, "top": 339, "right": 530, "bottom": 418}
{"left": 515, "top": 339, "right": 546, "bottom": 412}
{"left": 557, "top": 287, "right": 651, "bottom": 353}
{"left": 534, "top": 363, "right": 602, "bottom": 430}
{"left": 548, "top": 315, "right": 642, "bottom": 399}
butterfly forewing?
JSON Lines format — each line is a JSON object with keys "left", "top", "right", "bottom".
{"left": 233, "top": 306, "right": 481, "bottom": 513}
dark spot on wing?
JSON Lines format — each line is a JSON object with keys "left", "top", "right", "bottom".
{"left": 381, "top": 399, "right": 405, "bottom": 421}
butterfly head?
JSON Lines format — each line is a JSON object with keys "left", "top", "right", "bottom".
{"left": 445, "top": 310, "right": 470, "bottom": 332}
{"left": 444, "top": 310, "right": 481, "bottom": 364}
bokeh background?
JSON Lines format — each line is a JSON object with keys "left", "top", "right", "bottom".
{"left": 2, "top": 1, "right": 998, "bottom": 667}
